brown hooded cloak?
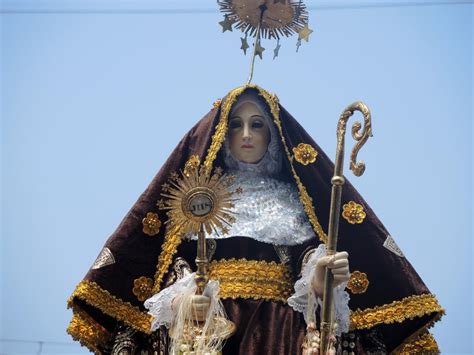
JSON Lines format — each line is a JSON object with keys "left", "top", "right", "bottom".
{"left": 67, "top": 85, "right": 443, "bottom": 354}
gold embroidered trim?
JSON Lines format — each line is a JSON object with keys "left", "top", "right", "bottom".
{"left": 69, "top": 280, "right": 152, "bottom": 334}
{"left": 213, "top": 98, "right": 222, "bottom": 108}
{"left": 203, "top": 85, "right": 248, "bottom": 171}
{"left": 391, "top": 311, "right": 443, "bottom": 355}
{"left": 395, "top": 332, "right": 439, "bottom": 355}
{"left": 152, "top": 223, "right": 185, "bottom": 294}
{"left": 208, "top": 258, "right": 293, "bottom": 302}
{"left": 350, "top": 293, "right": 444, "bottom": 330}
{"left": 67, "top": 305, "right": 110, "bottom": 353}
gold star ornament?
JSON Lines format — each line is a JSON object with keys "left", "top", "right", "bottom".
{"left": 298, "top": 23, "right": 313, "bottom": 42}
{"left": 240, "top": 35, "right": 250, "bottom": 55}
{"left": 219, "top": 14, "right": 234, "bottom": 32}
{"left": 255, "top": 39, "right": 265, "bottom": 59}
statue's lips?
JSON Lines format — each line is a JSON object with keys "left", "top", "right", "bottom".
{"left": 241, "top": 144, "right": 254, "bottom": 149}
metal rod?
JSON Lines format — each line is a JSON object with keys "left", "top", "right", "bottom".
{"left": 246, "top": 6, "right": 265, "bottom": 85}
{"left": 195, "top": 224, "right": 208, "bottom": 295}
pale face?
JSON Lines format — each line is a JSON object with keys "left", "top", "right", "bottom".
{"left": 228, "top": 102, "right": 270, "bottom": 164}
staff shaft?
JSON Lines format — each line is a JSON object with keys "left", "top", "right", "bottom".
{"left": 319, "top": 102, "right": 372, "bottom": 354}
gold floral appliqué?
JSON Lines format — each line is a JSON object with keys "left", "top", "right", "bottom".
{"left": 342, "top": 201, "right": 366, "bottom": 224}
{"left": 347, "top": 271, "right": 369, "bottom": 294}
{"left": 183, "top": 154, "right": 201, "bottom": 177}
{"left": 132, "top": 276, "right": 153, "bottom": 302}
{"left": 293, "top": 143, "right": 318, "bottom": 165}
{"left": 142, "top": 212, "right": 161, "bottom": 236}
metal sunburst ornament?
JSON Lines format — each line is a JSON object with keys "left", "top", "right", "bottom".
{"left": 159, "top": 166, "right": 240, "bottom": 237}
{"left": 218, "top": 0, "right": 313, "bottom": 69}
{"left": 159, "top": 166, "right": 240, "bottom": 353}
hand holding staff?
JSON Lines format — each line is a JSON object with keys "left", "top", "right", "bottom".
{"left": 312, "top": 252, "right": 350, "bottom": 298}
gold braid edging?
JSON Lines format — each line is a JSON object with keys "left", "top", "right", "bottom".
{"left": 257, "top": 88, "right": 328, "bottom": 244}
{"left": 218, "top": 280, "right": 291, "bottom": 303}
{"left": 350, "top": 293, "right": 444, "bottom": 330}
{"left": 208, "top": 258, "right": 293, "bottom": 302}
{"left": 209, "top": 258, "right": 291, "bottom": 280}
{"left": 152, "top": 223, "right": 185, "bottom": 294}
{"left": 69, "top": 280, "right": 152, "bottom": 334}
{"left": 394, "top": 331, "right": 440, "bottom": 354}
{"left": 203, "top": 85, "right": 248, "bottom": 171}
{"left": 67, "top": 305, "right": 110, "bottom": 353}
{"left": 391, "top": 311, "right": 444, "bottom": 355}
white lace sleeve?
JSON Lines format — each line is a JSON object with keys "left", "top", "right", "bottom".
{"left": 144, "top": 273, "right": 195, "bottom": 331}
{"left": 287, "top": 244, "right": 350, "bottom": 335}
{"left": 144, "top": 273, "right": 221, "bottom": 332}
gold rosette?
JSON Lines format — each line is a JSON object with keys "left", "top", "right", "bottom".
{"left": 342, "top": 201, "right": 366, "bottom": 224}
{"left": 142, "top": 212, "right": 161, "bottom": 236}
{"left": 347, "top": 270, "right": 369, "bottom": 294}
{"left": 132, "top": 276, "right": 153, "bottom": 302}
{"left": 293, "top": 143, "right": 318, "bottom": 165}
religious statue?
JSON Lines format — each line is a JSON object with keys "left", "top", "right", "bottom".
{"left": 67, "top": 1, "right": 443, "bottom": 354}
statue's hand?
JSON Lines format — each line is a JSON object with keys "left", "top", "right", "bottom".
{"left": 171, "top": 293, "right": 210, "bottom": 322}
{"left": 190, "top": 294, "right": 210, "bottom": 322}
{"left": 312, "top": 251, "right": 350, "bottom": 298}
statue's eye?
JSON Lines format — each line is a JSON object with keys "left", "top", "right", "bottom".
{"left": 252, "top": 120, "right": 264, "bottom": 129}
{"left": 229, "top": 120, "right": 242, "bottom": 129}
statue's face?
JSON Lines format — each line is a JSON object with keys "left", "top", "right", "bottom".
{"left": 229, "top": 102, "right": 270, "bottom": 164}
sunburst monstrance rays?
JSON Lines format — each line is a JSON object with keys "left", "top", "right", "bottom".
{"left": 158, "top": 166, "right": 241, "bottom": 236}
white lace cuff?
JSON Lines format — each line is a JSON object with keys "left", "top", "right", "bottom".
{"left": 144, "top": 273, "right": 221, "bottom": 331}
{"left": 144, "top": 273, "right": 195, "bottom": 330}
{"left": 287, "top": 244, "right": 350, "bottom": 335}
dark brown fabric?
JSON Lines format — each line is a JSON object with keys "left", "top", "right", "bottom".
{"left": 222, "top": 298, "right": 306, "bottom": 355}
{"left": 83, "top": 106, "right": 222, "bottom": 309}
{"left": 69, "top": 85, "right": 441, "bottom": 354}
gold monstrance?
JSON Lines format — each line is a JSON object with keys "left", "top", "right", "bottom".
{"left": 158, "top": 165, "right": 240, "bottom": 354}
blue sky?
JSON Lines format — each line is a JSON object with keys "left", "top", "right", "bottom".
{"left": 1, "top": 0, "right": 472, "bottom": 353}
